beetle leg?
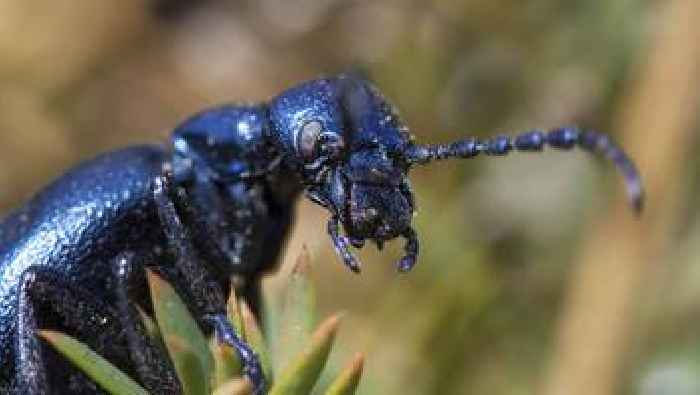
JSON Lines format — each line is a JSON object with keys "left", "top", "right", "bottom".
{"left": 327, "top": 216, "right": 362, "bottom": 273}
{"left": 305, "top": 187, "right": 333, "bottom": 210}
{"left": 399, "top": 178, "right": 416, "bottom": 213}
{"left": 205, "top": 314, "right": 264, "bottom": 390}
{"left": 15, "top": 266, "right": 129, "bottom": 395}
{"left": 349, "top": 236, "right": 365, "bottom": 248}
{"left": 397, "top": 227, "right": 419, "bottom": 272}
{"left": 374, "top": 239, "right": 385, "bottom": 250}
{"left": 176, "top": 174, "right": 273, "bottom": 319}
{"left": 113, "top": 253, "right": 181, "bottom": 393}
{"left": 153, "top": 175, "right": 266, "bottom": 394}
{"left": 153, "top": 176, "right": 225, "bottom": 312}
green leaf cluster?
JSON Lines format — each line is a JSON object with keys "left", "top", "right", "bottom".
{"left": 40, "top": 249, "right": 363, "bottom": 395}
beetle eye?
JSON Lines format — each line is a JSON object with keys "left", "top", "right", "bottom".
{"left": 298, "top": 120, "right": 323, "bottom": 160}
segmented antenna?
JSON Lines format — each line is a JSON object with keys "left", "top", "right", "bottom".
{"left": 406, "top": 127, "right": 644, "bottom": 213}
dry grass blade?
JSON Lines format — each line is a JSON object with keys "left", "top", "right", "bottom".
{"left": 543, "top": 1, "right": 700, "bottom": 394}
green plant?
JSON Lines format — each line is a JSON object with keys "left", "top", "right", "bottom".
{"left": 40, "top": 249, "right": 363, "bottom": 395}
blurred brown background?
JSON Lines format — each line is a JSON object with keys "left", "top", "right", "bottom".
{"left": 1, "top": 1, "right": 699, "bottom": 394}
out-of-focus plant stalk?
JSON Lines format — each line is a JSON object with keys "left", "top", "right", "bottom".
{"left": 542, "top": 1, "right": 700, "bottom": 395}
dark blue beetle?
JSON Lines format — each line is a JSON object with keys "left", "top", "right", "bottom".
{"left": 0, "top": 74, "right": 643, "bottom": 394}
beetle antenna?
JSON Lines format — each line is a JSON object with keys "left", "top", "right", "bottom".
{"left": 405, "top": 127, "right": 644, "bottom": 213}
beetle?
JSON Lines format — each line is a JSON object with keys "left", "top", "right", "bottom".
{"left": 0, "top": 74, "right": 643, "bottom": 394}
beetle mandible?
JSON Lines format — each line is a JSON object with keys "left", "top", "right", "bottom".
{"left": 0, "top": 74, "right": 643, "bottom": 394}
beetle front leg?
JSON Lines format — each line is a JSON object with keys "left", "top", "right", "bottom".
{"left": 15, "top": 266, "right": 128, "bottom": 395}
{"left": 327, "top": 216, "right": 362, "bottom": 273}
{"left": 153, "top": 175, "right": 266, "bottom": 394}
{"left": 205, "top": 314, "right": 264, "bottom": 386}
{"left": 113, "top": 253, "right": 181, "bottom": 393}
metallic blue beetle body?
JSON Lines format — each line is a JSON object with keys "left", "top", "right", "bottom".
{"left": 0, "top": 75, "right": 643, "bottom": 394}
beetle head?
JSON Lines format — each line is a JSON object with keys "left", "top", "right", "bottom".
{"left": 269, "top": 75, "right": 420, "bottom": 271}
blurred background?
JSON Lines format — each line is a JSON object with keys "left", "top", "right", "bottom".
{"left": 0, "top": 1, "right": 698, "bottom": 394}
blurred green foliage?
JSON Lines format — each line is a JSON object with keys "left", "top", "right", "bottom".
{"left": 1, "top": 1, "right": 699, "bottom": 394}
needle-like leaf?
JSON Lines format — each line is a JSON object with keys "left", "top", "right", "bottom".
{"left": 148, "top": 269, "right": 213, "bottom": 394}
{"left": 323, "top": 353, "right": 364, "bottom": 395}
{"left": 39, "top": 330, "right": 149, "bottom": 395}
{"left": 269, "top": 314, "right": 342, "bottom": 395}
{"left": 276, "top": 247, "right": 317, "bottom": 373}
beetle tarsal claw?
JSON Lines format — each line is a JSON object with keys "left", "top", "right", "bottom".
{"left": 327, "top": 217, "right": 362, "bottom": 273}
{"left": 349, "top": 236, "right": 365, "bottom": 248}
{"left": 396, "top": 228, "right": 419, "bottom": 272}
{"left": 337, "top": 236, "right": 362, "bottom": 273}
{"left": 397, "top": 255, "right": 416, "bottom": 272}
{"left": 374, "top": 239, "right": 384, "bottom": 250}
{"left": 343, "top": 251, "right": 362, "bottom": 273}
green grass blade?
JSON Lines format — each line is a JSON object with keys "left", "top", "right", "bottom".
{"left": 39, "top": 330, "right": 149, "bottom": 395}
{"left": 136, "top": 306, "right": 161, "bottom": 343}
{"left": 276, "top": 247, "right": 317, "bottom": 373}
{"left": 165, "top": 335, "right": 209, "bottom": 395}
{"left": 212, "top": 378, "right": 253, "bottom": 395}
{"left": 211, "top": 336, "right": 241, "bottom": 387}
{"left": 323, "top": 353, "right": 364, "bottom": 395}
{"left": 263, "top": 281, "right": 282, "bottom": 377}
{"left": 269, "top": 314, "right": 341, "bottom": 395}
{"left": 147, "top": 270, "right": 212, "bottom": 394}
